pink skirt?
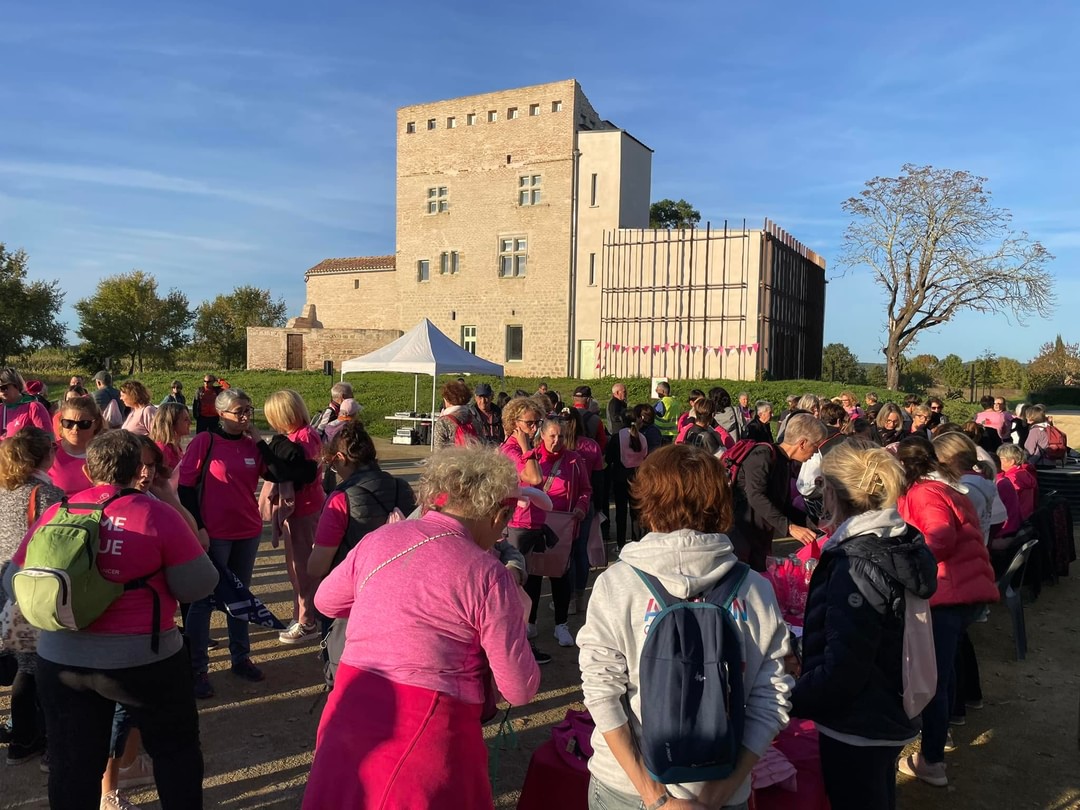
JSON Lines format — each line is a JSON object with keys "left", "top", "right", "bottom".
{"left": 303, "top": 665, "right": 492, "bottom": 809}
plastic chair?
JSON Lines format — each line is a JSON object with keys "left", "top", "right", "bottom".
{"left": 996, "top": 536, "right": 1039, "bottom": 660}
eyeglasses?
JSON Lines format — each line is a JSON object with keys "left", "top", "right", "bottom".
{"left": 517, "top": 419, "right": 540, "bottom": 427}
{"left": 224, "top": 407, "right": 254, "bottom": 418}
{"left": 60, "top": 418, "right": 94, "bottom": 430}
{"left": 930, "top": 405, "right": 942, "bottom": 412}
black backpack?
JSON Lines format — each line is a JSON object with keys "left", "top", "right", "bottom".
{"left": 631, "top": 563, "right": 749, "bottom": 783}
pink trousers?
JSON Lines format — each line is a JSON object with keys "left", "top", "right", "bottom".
{"left": 283, "top": 511, "right": 319, "bottom": 626}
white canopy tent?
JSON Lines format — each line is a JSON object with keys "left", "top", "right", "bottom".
{"left": 340, "top": 319, "right": 504, "bottom": 442}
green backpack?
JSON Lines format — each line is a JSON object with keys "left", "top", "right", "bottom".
{"left": 13, "top": 492, "right": 161, "bottom": 650}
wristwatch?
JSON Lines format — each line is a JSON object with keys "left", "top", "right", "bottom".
{"left": 645, "top": 794, "right": 670, "bottom": 810}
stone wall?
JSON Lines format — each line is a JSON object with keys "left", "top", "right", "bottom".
{"left": 246, "top": 326, "right": 402, "bottom": 372}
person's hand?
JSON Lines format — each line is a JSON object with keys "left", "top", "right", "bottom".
{"left": 572, "top": 508, "right": 586, "bottom": 522}
{"left": 696, "top": 776, "right": 741, "bottom": 809}
{"left": 664, "top": 798, "right": 709, "bottom": 810}
{"left": 197, "top": 528, "right": 211, "bottom": 551}
{"left": 789, "top": 524, "right": 818, "bottom": 545}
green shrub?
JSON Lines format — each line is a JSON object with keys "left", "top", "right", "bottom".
{"left": 1026, "top": 386, "right": 1080, "bottom": 408}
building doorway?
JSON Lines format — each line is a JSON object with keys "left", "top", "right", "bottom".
{"left": 286, "top": 334, "right": 304, "bottom": 370}
{"left": 577, "top": 339, "right": 597, "bottom": 379}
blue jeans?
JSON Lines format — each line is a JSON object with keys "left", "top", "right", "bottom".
{"left": 589, "top": 778, "right": 747, "bottom": 810}
{"left": 570, "top": 506, "right": 594, "bottom": 593}
{"left": 186, "top": 536, "right": 261, "bottom": 674}
{"left": 923, "top": 603, "right": 983, "bottom": 763}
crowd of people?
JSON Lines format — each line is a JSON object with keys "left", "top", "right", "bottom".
{"left": 0, "top": 369, "right": 1064, "bottom": 809}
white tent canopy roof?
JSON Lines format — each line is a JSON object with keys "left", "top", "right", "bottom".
{"left": 340, "top": 318, "right": 504, "bottom": 377}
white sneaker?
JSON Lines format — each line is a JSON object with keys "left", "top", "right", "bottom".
{"left": 117, "top": 752, "right": 154, "bottom": 789}
{"left": 278, "top": 622, "right": 320, "bottom": 645}
{"left": 554, "top": 623, "right": 575, "bottom": 647}
{"left": 527, "top": 622, "right": 538, "bottom": 640}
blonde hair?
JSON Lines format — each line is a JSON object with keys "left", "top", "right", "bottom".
{"left": 932, "top": 432, "right": 979, "bottom": 475}
{"left": 151, "top": 403, "right": 189, "bottom": 449}
{"left": 263, "top": 389, "right": 311, "bottom": 433}
{"left": 0, "top": 427, "right": 54, "bottom": 489}
{"left": 821, "top": 440, "right": 905, "bottom": 520}
{"left": 501, "top": 396, "right": 546, "bottom": 438}
{"left": 418, "top": 445, "right": 517, "bottom": 520}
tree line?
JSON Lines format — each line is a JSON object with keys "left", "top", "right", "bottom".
{"left": 0, "top": 245, "right": 286, "bottom": 373}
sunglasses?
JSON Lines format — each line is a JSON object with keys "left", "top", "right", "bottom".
{"left": 60, "top": 418, "right": 94, "bottom": 430}
{"left": 517, "top": 419, "right": 540, "bottom": 427}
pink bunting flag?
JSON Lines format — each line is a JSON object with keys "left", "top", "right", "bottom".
{"left": 739, "top": 345, "right": 747, "bottom": 353}
{"left": 631, "top": 346, "right": 639, "bottom": 354}
{"left": 751, "top": 342, "right": 760, "bottom": 353}
{"left": 602, "top": 342, "right": 610, "bottom": 350}
{"left": 663, "top": 343, "right": 670, "bottom": 352}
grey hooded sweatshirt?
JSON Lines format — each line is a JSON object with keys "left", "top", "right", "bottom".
{"left": 577, "top": 529, "right": 793, "bottom": 806}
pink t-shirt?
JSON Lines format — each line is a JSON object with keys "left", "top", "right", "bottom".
{"left": 976, "top": 409, "right": 1010, "bottom": 439}
{"left": 315, "top": 490, "right": 350, "bottom": 548}
{"left": 314, "top": 510, "right": 540, "bottom": 707}
{"left": 287, "top": 426, "right": 325, "bottom": 518}
{"left": 157, "top": 443, "right": 183, "bottom": 491}
{"left": 49, "top": 445, "right": 89, "bottom": 496}
{"left": 2, "top": 400, "right": 53, "bottom": 440}
{"left": 573, "top": 437, "right": 604, "bottom": 474}
{"left": 501, "top": 438, "right": 545, "bottom": 529}
{"left": 12, "top": 485, "right": 205, "bottom": 634}
{"left": 178, "top": 432, "right": 265, "bottom": 540}
{"left": 122, "top": 405, "right": 157, "bottom": 437}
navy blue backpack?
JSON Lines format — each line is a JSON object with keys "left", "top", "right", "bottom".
{"left": 632, "top": 562, "right": 750, "bottom": 784}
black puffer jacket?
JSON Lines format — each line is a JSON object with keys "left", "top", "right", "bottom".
{"left": 791, "top": 521, "right": 938, "bottom": 742}
{"left": 331, "top": 464, "right": 417, "bottom": 569}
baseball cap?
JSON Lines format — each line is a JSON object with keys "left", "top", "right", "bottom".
{"left": 573, "top": 385, "right": 592, "bottom": 399}
{"left": 474, "top": 383, "right": 494, "bottom": 397}
{"left": 25, "top": 380, "right": 44, "bottom": 396}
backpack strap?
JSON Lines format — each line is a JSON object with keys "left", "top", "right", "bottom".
{"left": 707, "top": 562, "right": 751, "bottom": 610}
{"left": 631, "top": 567, "right": 675, "bottom": 610}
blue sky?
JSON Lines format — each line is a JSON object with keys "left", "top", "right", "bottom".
{"left": 1, "top": 1, "right": 1077, "bottom": 365}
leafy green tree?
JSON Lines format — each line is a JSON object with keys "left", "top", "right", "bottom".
{"left": 821, "top": 342, "right": 865, "bottom": 383}
{"left": 864, "top": 364, "right": 887, "bottom": 388}
{"left": 649, "top": 199, "right": 701, "bottom": 230}
{"left": 1027, "top": 335, "right": 1080, "bottom": 390}
{"left": 193, "top": 286, "right": 288, "bottom": 369}
{"left": 0, "top": 244, "right": 66, "bottom": 363}
{"left": 840, "top": 164, "right": 1054, "bottom": 389}
{"left": 937, "top": 353, "right": 970, "bottom": 390}
{"left": 974, "top": 349, "right": 1000, "bottom": 389}
{"left": 74, "top": 271, "right": 193, "bottom": 374}
{"left": 994, "top": 356, "right": 1026, "bottom": 389}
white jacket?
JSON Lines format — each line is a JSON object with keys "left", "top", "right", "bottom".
{"left": 577, "top": 529, "right": 792, "bottom": 805}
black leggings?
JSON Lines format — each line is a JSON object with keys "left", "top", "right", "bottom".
{"left": 10, "top": 669, "right": 43, "bottom": 746}
{"left": 819, "top": 734, "right": 902, "bottom": 810}
{"left": 525, "top": 574, "right": 572, "bottom": 625}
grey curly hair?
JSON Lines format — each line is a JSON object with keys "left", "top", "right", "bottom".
{"left": 418, "top": 445, "right": 518, "bottom": 520}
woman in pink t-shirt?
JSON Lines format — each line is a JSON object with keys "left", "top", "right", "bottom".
{"left": 0, "top": 367, "right": 52, "bottom": 441}
{"left": 49, "top": 394, "right": 103, "bottom": 496}
{"left": 178, "top": 387, "right": 269, "bottom": 699}
{"left": 119, "top": 380, "right": 158, "bottom": 437}
{"left": 150, "top": 402, "right": 191, "bottom": 490}
{"left": 263, "top": 390, "right": 325, "bottom": 645}
{"left": 304, "top": 446, "right": 540, "bottom": 810}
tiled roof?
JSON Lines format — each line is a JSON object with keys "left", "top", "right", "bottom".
{"left": 305, "top": 255, "right": 396, "bottom": 278}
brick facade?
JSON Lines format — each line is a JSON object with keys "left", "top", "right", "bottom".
{"left": 246, "top": 325, "right": 401, "bottom": 372}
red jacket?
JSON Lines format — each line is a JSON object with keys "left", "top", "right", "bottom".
{"left": 898, "top": 479, "right": 998, "bottom": 608}
{"left": 999, "top": 464, "right": 1039, "bottom": 522}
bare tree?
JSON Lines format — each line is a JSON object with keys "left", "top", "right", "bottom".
{"left": 840, "top": 164, "right": 1054, "bottom": 389}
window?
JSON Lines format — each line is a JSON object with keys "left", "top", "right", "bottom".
{"left": 499, "top": 237, "right": 527, "bottom": 277}
{"left": 406, "top": 121, "right": 416, "bottom": 134}
{"left": 505, "top": 326, "right": 523, "bottom": 362}
{"left": 488, "top": 110, "right": 497, "bottom": 122}
{"left": 518, "top": 174, "right": 542, "bottom": 206}
{"left": 426, "top": 186, "right": 449, "bottom": 214}
{"left": 590, "top": 173, "right": 598, "bottom": 207}
{"left": 417, "top": 260, "right": 430, "bottom": 282}
{"left": 588, "top": 253, "right": 596, "bottom": 286}
{"left": 427, "top": 118, "right": 436, "bottom": 130}
{"left": 354, "top": 279, "right": 360, "bottom": 289}
{"left": 467, "top": 113, "right": 477, "bottom": 126}
{"left": 447, "top": 116, "right": 456, "bottom": 129}
{"left": 508, "top": 107, "right": 518, "bottom": 119}
{"left": 551, "top": 100, "right": 562, "bottom": 112}
{"left": 440, "top": 250, "right": 460, "bottom": 275}
{"left": 529, "top": 103, "right": 540, "bottom": 116}
{"left": 461, "top": 325, "right": 477, "bottom": 355}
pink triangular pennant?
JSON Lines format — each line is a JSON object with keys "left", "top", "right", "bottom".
{"left": 751, "top": 342, "right": 759, "bottom": 353}
{"left": 631, "top": 346, "right": 639, "bottom": 353}
{"left": 602, "top": 342, "right": 610, "bottom": 350}
{"left": 739, "top": 345, "right": 747, "bottom": 353}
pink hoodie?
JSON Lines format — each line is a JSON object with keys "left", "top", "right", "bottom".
{"left": 314, "top": 510, "right": 540, "bottom": 706}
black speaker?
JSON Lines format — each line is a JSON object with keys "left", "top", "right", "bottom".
{"left": 323, "top": 360, "right": 334, "bottom": 376}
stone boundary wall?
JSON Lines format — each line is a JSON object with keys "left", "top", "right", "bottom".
{"left": 246, "top": 326, "right": 402, "bottom": 372}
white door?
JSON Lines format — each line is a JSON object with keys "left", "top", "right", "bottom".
{"left": 578, "top": 339, "right": 597, "bottom": 379}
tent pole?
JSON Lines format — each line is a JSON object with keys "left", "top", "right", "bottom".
{"left": 430, "top": 376, "right": 437, "bottom": 450}
{"left": 413, "top": 374, "right": 419, "bottom": 412}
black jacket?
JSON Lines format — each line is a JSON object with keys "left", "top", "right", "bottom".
{"left": 791, "top": 524, "right": 938, "bottom": 742}
{"left": 468, "top": 402, "right": 504, "bottom": 445}
{"left": 732, "top": 444, "right": 800, "bottom": 561}
{"left": 332, "top": 464, "right": 417, "bottom": 569}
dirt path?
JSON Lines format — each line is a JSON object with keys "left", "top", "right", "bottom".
{"left": 4, "top": 441, "right": 1079, "bottom": 808}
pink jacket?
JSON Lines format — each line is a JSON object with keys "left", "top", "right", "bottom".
{"left": 313, "top": 510, "right": 540, "bottom": 707}
{"left": 999, "top": 464, "right": 1038, "bottom": 522}
{"left": 898, "top": 479, "right": 998, "bottom": 607}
